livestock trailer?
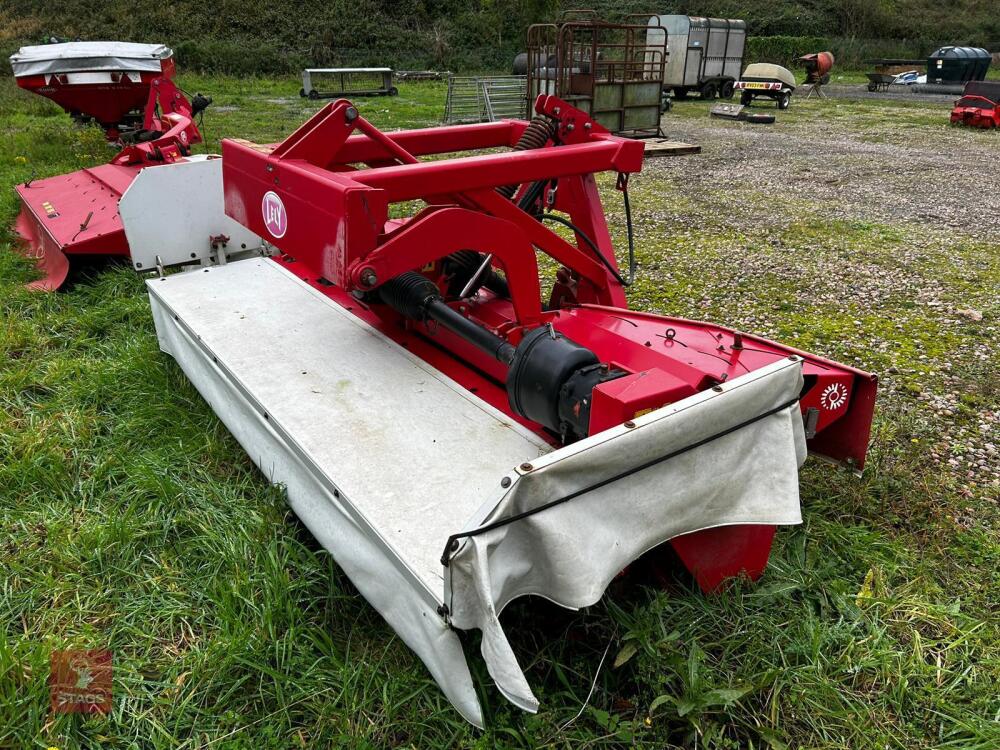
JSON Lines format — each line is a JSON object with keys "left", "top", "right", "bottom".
{"left": 646, "top": 15, "right": 746, "bottom": 99}
{"left": 526, "top": 13, "right": 667, "bottom": 136}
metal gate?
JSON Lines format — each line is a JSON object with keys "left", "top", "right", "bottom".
{"left": 444, "top": 75, "right": 527, "bottom": 124}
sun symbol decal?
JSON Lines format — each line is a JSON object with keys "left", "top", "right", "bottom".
{"left": 820, "top": 382, "right": 848, "bottom": 411}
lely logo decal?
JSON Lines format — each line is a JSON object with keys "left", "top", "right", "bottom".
{"left": 262, "top": 191, "right": 287, "bottom": 238}
{"left": 820, "top": 382, "right": 848, "bottom": 411}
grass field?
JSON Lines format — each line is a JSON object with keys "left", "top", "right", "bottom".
{"left": 1, "top": 75, "right": 998, "bottom": 749}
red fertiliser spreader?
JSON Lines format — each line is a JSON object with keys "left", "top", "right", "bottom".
{"left": 10, "top": 41, "right": 179, "bottom": 142}
{"left": 950, "top": 80, "right": 1000, "bottom": 128}
{"left": 116, "top": 94, "right": 880, "bottom": 723}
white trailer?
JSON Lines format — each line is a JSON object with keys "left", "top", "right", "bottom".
{"left": 646, "top": 15, "right": 747, "bottom": 100}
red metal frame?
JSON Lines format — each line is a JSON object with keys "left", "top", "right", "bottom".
{"left": 222, "top": 95, "right": 877, "bottom": 591}
{"left": 13, "top": 77, "right": 203, "bottom": 289}
{"left": 950, "top": 94, "right": 1000, "bottom": 128}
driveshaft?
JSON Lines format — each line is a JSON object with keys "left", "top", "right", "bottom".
{"left": 378, "top": 272, "right": 617, "bottom": 441}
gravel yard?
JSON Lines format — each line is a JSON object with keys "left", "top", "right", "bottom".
{"left": 820, "top": 83, "right": 962, "bottom": 104}
{"left": 625, "top": 96, "right": 999, "bottom": 503}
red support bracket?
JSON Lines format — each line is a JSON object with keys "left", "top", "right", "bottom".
{"left": 350, "top": 206, "right": 544, "bottom": 327}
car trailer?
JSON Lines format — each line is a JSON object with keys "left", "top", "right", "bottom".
{"left": 300, "top": 67, "right": 397, "bottom": 99}
{"left": 736, "top": 63, "right": 796, "bottom": 109}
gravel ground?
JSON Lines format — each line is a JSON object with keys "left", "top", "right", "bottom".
{"left": 818, "top": 83, "right": 961, "bottom": 104}
{"left": 627, "top": 98, "right": 999, "bottom": 503}
{"left": 660, "top": 110, "right": 1000, "bottom": 237}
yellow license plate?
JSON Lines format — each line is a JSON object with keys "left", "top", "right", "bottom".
{"left": 743, "top": 82, "right": 771, "bottom": 90}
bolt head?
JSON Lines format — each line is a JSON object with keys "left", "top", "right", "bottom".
{"left": 359, "top": 268, "right": 378, "bottom": 287}
{"left": 519, "top": 462, "right": 534, "bottom": 472}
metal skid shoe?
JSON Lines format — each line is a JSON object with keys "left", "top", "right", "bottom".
{"left": 130, "top": 95, "right": 877, "bottom": 725}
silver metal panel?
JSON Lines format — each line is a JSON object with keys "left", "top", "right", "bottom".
{"left": 650, "top": 14, "right": 689, "bottom": 86}
{"left": 120, "top": 158, "right": 265, "bottom": 271}
{"left": 146, "top": 259, "right": 518, "bottom": 726}
{"left": 147, "top": 258, "right": 547, "bottom": 598}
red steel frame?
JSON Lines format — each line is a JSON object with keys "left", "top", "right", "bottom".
{"left": 223, "top": 95, "right": 877, "bottom": 591}
{"left": 13, "top": 77, "right": 203, "bottom": 290}
{"left": 950, "top": 95, "right": 1000, "bottom": 128}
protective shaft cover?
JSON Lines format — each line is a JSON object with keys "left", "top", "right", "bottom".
{"left": 506, "top": 327, "right": 600, "bottom": 437}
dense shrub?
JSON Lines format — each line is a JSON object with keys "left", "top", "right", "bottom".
{"left": 0, "top": 1, "right": 996, "bottom": 75}
{"left": 745, "top": 37, "right": 830, "bottom": 66}
{"left": 744, "top": 36, "right": 939, "bottom": 69}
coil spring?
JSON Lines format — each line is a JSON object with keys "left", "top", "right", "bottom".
{"left": 495, "top": 116, "right": 558, "bottom": 199}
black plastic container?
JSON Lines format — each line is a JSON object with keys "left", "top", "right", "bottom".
{"left": 927, "top": 47, "right": 991, "bottom": 84}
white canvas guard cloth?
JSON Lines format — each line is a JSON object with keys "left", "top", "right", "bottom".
{"left": 10, "top": 42, "right": 171, "bottom": 77}
{"left": 443, "top": 358, "right": 806, "bottom": 712}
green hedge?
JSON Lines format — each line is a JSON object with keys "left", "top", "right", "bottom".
{"left": 0, "top": 0, "right": 994, "bottom": 78}
{"left": 745, "top": 36, "right": 939, "bottom": 69}
{"left": 745, "top": 36, "right": 831, "bottom": 67}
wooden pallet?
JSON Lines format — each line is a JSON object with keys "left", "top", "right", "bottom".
{"left": 641, "top": 138, "right": 702, "bottom": 158}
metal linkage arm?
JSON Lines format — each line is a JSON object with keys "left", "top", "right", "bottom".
{"left": 112, "top": 77, "right": 203, "bottom": 166}
{"left": 222, "top": 95, "right": 644, "bottom": 324}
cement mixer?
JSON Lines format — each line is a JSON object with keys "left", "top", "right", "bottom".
{"left": 799, "top": 52, "right": 835, "bottom": 99}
